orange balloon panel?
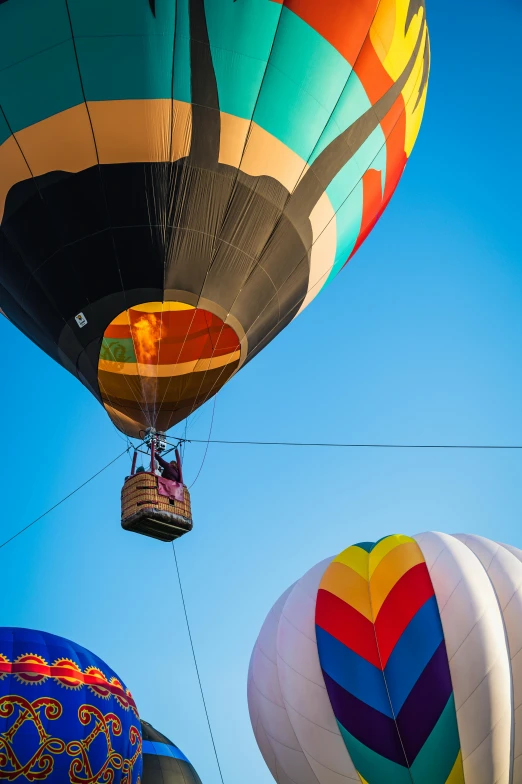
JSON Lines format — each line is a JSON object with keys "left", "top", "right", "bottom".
{"left": 99, "top": 303, "right": 241, "bottom": 437}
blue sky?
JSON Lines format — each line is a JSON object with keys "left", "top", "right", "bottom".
{"left": 1, "top": 1, "right": 522, "bottom": 782}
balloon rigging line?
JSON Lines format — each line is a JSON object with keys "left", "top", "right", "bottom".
{"left": 0, "top": 449, "right": 130, "bottom": 553}
{"left": 189, "top": 395, "right": 217, "bottom": 488}
{"left": 164, "top": 438, "right": 522, "bottom": 450}
{"left": 171, "top": 542, "right": 226, "bottom": 784}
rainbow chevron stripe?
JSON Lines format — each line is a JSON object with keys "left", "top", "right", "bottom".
{"left": 315, "top": 535, "right": 464, "bottom": 784}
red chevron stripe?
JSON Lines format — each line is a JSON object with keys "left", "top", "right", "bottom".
{"left": 316, "top": 589, "right": 380, "bottom": 668}
{"left": 375, "top": 563, "right": 434, "bottom": 667}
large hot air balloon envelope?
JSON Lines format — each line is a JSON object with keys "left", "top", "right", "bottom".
{"left": 0, "top": 0, "right": 429, "bottom": 437}
{"left": 0, "top": 627, "right": 142, "bottom": 782}
{"left": 141, "top": 720, "right": 202, "bottom": 783}
{"left": 248, "top": 533, "right": 522, "bottom": 784}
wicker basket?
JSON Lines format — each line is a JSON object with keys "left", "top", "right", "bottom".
{"left": 121, "top": 472, "right": 192, "bottom": 542}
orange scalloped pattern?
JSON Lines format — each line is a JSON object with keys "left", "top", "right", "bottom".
{"left": 0, "top": 653, "right": 137, "bottom": 714}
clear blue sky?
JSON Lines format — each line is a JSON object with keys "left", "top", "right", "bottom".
{"left": 1, "top": 1, "right": 522, "bottom": 782}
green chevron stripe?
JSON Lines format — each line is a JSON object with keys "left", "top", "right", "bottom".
{"left": 410, "top": 695, "right": 462, "bottom": 783}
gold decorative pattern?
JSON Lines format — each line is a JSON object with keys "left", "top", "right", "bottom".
{"left": 0, "top": 695, "right": 65, "bottom": 780}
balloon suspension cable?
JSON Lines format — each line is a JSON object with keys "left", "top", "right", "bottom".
{"left": 159, "top": 437, "right": 522, "bottom": 451}
{"left": 132, "top": 447, "right": 151, "bottom": 458}
{"left": 188, "top": 394, "right": 217, "bottom": 488}
{"left": 129, "top": 432, "right": 188, "bottom": 464}
{"left": 161, "top": 436, "right": 188, "bottom": 458}
{"left": 171, "top": 543, "right": 226, "bottom": 784}
{"left": 161, "top": 397, "right": 216, "bottom": 487}
{"left": 0, "top": 448, "right": 131, "bottom": 552}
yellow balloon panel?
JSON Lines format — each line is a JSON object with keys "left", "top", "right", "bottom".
{"left": 99, "top": 302, "right": 241, "bottom": 438}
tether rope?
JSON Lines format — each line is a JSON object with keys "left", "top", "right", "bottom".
{"left": 165, "top": 438, "right": 522, "bottom": 450}
{"left": 171, "top": 542, "right": 226, "bottom": 784}
{"left": 0, "top": 448, "right": 130, "bottom": 552}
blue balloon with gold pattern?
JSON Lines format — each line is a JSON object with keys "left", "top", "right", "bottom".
{"left": 0, "top": 627, "right": 142, "bottom": 782}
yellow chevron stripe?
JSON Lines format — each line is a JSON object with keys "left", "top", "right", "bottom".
{"left": 319, "top": 561, "right": 373, "bottom": 620}
{"left": 369, "top": 534, "right": 414, "bottom": 576}
{"left": 333, "top": 545, "right": 370, "bottom": 581}
{"left": 445, "top": 751, "right": 465, "bottom": 783}
{"left": 370, "top": 541, "right": 425, "bottom": 616}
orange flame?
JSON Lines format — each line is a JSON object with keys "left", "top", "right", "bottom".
{"left": 132, "top": 313, "right": 161, "bottom": 364}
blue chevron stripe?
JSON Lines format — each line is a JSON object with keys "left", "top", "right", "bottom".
{"left": 384, "top": 596, "right": 444, "bottom": 712}
{"left": 316, "top": 597, "right": 443, "bottom": 718}
{"left": 316, "top": 626, "right": 392, "bottom": 717}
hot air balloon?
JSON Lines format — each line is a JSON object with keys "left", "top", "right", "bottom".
{"left": 0, "top": 627, "right": 142, "bottom": 782}
{"left": 141, "top": 720, "right": 202, "bottom": 783}
{"left": 0, "top": 0, "right": 429, "bottom": 440}
{"left": 248, "top": 533, "right": 522, "bottom": 784}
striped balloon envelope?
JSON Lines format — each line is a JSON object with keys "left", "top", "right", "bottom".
{"left": 0, "top": 0, "right": 429, "bottom": 438}
{"left": 141, "top": 720, "right": 202, "bottom": 783}
{"left": 247, "top": 533, "right": 522, "bottom": 784}
{"left": 100, "top": 302, "right": 241, "bottom": 435}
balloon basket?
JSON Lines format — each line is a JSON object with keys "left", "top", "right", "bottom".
{"left": 121, "top": 473, "right": 192, "bottom": 543}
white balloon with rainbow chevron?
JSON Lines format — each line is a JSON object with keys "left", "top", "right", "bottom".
{"left": 248, "top": 533, "right": 522, "bottom": 783}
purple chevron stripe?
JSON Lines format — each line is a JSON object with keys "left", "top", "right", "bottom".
{"left": 322, "top": 670, "right": 407, "bottom": 766}
{"left": 397, "top": 640, "right": 453, "bottom": 762}
{"left": 322, "top": 640, "right": 453, "bottom": 766}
